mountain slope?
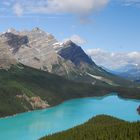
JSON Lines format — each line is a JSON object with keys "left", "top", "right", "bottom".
{"left": 55, "top": 40, "right": 139, "bottom": 87}
{"left": 57, "top": 40, "right": 94, "bottom": 66}
{"left": 0, "top": 64, "right": 108, "bottom": 117}
{"left": 0, "top": 28, "right": 140, "bottom": 117}
{"left": 0, "top": 64, "right": 140, "bottom": 117}
{"left": 0, "top": 28, "right": 78, "bottom": 77}
{"left": 0, "top": 28, "right": 137, "bottom": 87}
{"left": 41, "top": 115, "right": 140, "bottom": 140}
{"left": 0, "top": 40, "right": 17, "bottom": 69}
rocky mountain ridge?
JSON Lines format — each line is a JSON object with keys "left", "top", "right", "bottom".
{"left": 0, "top": 28, "right": 140, "bottom": 117}
{"left": 0, "top": 28, "right": 79, "bottom": 76}
{"left": 0, "top": 28, "right": 137, "bottom": 86}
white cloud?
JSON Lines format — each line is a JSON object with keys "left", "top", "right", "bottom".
{"left": 32, "top": 0, "right": 109, "bottom": 14}
{"left": 11, "top": 0, "right": 109, "bottom": 17}
{"left": 87, "top": 48, "right": 140, "bottom": 70}
{"left": 13, "top": 3, "right": 23, "bottom": 16}
{"left": 64, "top": 35, "right": 86, "bottom": 45}
{"left": 121, "top": 0, "right": 140, "bottom": 6}
{"left": 3, "top": 0, "right": 140, "bottom": 17}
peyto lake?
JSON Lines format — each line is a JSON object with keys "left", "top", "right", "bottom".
{"left": 0, "top": 94, "right": 140, "bottom": 140}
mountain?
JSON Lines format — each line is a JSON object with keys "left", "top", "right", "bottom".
{"left": 111, "top": 64, "right": 140, "bottom": 82}
{"left": 57, "top": 40, "right": 94, "bottom": 66}
{"left": 0, "top": 28, "right": 140, "bottom": 117}
{"left": 0, "top": 27, "right": 136, "bottom": 87}
{"left": 41, "top": 115, "right": 140, "bottom": 140}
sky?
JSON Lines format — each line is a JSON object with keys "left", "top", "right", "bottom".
{"left": 0, "top": 0, "right": 140, "bottom": 69}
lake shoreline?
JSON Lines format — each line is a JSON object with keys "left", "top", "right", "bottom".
{"left": 0, "top": 92, "right": 140, "bottom": 120}
{"left": 0, "top": 94, "right": 140, "bottom": 140}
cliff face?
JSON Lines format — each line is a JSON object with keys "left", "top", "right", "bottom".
{"left": 0, "top": 28, "right": 79, "bottom": 78}
{"left": 0, "top": 32, "right": 29, "bottom": 53}
{"left": 0, "top": 40, "right": 17, "bottom": 69}
{"left": 58, "top": 40, "right": 94, "bottom": 66}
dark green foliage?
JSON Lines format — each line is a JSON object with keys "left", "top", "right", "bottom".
{"left": 41, "top": 115, "right": 140, "bottom": 140}
{"left": 0, "top": 64, "right": 140, "bottom": 117}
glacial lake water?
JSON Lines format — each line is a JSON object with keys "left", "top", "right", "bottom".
{"left": 0, "top": 94, "right": 140, "bottom": 140}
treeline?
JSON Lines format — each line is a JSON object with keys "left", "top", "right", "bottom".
{"left": 41, "top": 115, "right": 140, "bottom": 140}
{"left": 1, "top": 64, "right": 140, "bottom": 117}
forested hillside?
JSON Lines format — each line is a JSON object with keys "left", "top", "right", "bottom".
{"left": 0, "top": 64, "right": 140, "bottom": 117}
{"left": 41, "top": 115, "right": 140, "bottom": 140}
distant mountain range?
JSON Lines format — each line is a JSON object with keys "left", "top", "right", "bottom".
{"left": 0, "top": 27, "right": 140, "bottom": 117}
{"left": 106, "top": 64, "right": 140, "bottom": 82}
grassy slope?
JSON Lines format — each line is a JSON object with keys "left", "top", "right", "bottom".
{"left": 41, "top": 115, "right": 140, "bottom": 140}
{"left": 0, "top": 64, "right": 140, "bottom": 117}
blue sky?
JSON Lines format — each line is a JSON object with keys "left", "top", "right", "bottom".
{"left": 0, "top": 0, "right": 140, "bottom": 53}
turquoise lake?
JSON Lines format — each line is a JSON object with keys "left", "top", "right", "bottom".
{"left": 0, "top": 94, "right": 140, "bottom": 140}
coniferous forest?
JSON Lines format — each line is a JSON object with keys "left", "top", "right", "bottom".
{"left": 41, "top": 115, "right": 140, "bottom": 140}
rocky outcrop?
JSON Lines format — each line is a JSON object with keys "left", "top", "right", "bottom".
{"left": 16, "top": 94, "right": 50, "bottom": 109}
{"left": 30, "top": 96, "right": 50, "bottom": 109}
{"left": 137, "top": 105, "right": 140, "bottom": 115}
